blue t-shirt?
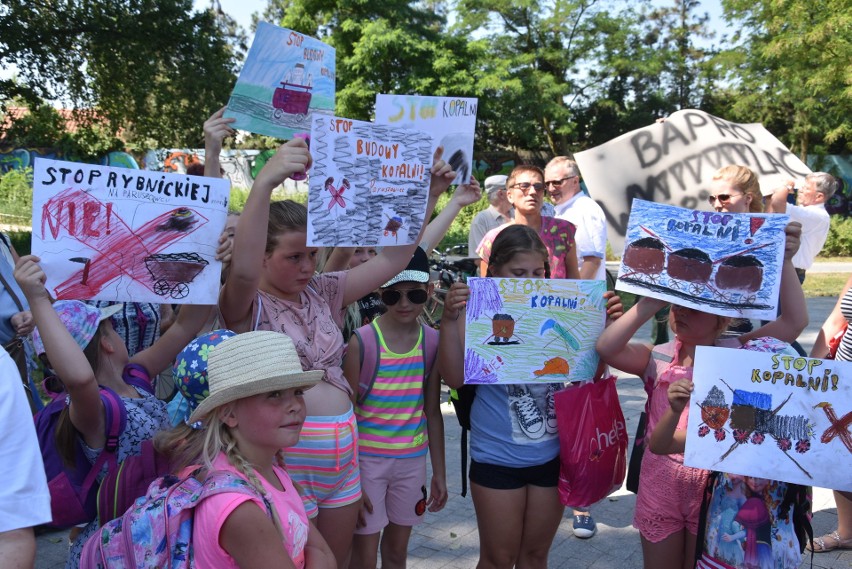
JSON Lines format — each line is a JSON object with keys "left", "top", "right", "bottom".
{"left": 470, "top": 382, "right": 562, "bottom": 467}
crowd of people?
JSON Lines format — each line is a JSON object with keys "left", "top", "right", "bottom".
{"left": 1, "top": 108, "right": 849, "bottom": 569}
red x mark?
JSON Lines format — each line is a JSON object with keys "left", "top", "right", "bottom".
{"left": 324, "top": 177, "right": 349, "bottom": 210}
{"left": 42, "top": 188, "right": 208, "bottom": 299}
{"left": 815, "top": 402, "right": 852, "bottom": 453}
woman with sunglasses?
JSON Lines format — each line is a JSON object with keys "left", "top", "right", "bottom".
{"left": 707, "top": 165, "right": 763, "bottom": 214}
{"left": 477, "top": 165, "right": 580, "bottom": 280}
{"left": 343, "top": 246, "right": 448, "bottom": 569}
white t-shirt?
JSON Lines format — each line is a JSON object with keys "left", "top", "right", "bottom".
{"left": 0, "top": 350, "right": 51, "bottom": 531}
{"left": 554, "top": 193, "right": 608, "bottom": 280}
{"left": 786, "top": 203, "right": 830, "bottom": 270}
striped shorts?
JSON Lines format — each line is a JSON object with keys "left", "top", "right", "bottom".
{"left": 284, "top": 407, "right": 361, "bottom": 518}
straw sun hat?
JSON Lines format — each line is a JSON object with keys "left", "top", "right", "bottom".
{"left": 188, "top": 331, "right": 322, "bottom": 423}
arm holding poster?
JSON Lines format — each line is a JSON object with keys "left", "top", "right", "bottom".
{"left": 811, "top": 274, "right": 852, "bottom": 359}
{"left": 419, "top": 177, "right": 481, "bottom": 253}
{"left": 738, "top": 222, "right": 808, "bottom": 345}
{"left": 596, "top": 296, "right": 667, "bottom": 378}
{"left": 649, "top": 379, "right": 693, "bottom": 455}
{"left": 341, "top": 147, "right": 456, "bottom": 306}
{"left": 203, "top": 106, "right": 235, "bottom": 179}
{"left": 437, "top": 281, "right": 468, "bottom": 390}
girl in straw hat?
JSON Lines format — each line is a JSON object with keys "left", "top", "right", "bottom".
{"left": 219, "top": 138, "right": 461, "bottom": 565}
{"left": 154, "top": 330, "right": 336, "bottom": 569}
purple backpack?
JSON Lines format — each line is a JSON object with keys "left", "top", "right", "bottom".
{"left": 35, "top": 364, "right": 153, "bottom": 529}
{"left": 81, "top": 469, "right": 271, "bottom": 568}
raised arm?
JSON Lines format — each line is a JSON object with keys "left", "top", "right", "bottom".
{"left": 132, "top": 303, "right": 213, "bottom": 376}
{"left": 649, "top": 379, "right": 692, "bottom": 455}
{"left": 202, "top": 106, "right": 235, "bottom": 179}
{"left": 342, "top": 147, "right": 456, "bottom": 306}
{"left": 765, "top": 180, "right": 795, "bottom": 214}
{"left": 14, "top": 256, "right": 104, "bottom": 445}
{"left": 219, "top": 140, "right": 311, "bottom": 331}
{"left": 419, "top": 178, "right": 482, "bottom": 252}
{"left": 741, "top": 222, "right": 808, "bottom": 344}
{"left": 596, "top": 296, "right": 663, "bottom": 377}
{"left": 811, "top": 273, "right": 852, "bottom": 358}
{"left": 437, "top": 282, "right": 468, "bottom": 389}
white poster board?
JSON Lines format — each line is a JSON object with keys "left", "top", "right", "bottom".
{"left": 307, "top": 115, "right": 433, "bottom": 247}
{"left": 685, "top": 346, "right": 852, "bottom": 492}
{"left": 574, "top": 109, "right": 811, "bottom": 253}
{"left": 32, "top": 158, "right": 229, "bottom": 304}
{"left": 617, "top": 199, "right": 788, "bottom": 320}
{"left": 375, "top": 94, "right": 477, "bottom": 186}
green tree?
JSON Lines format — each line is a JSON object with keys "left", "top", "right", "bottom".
{"left": 262, "top": 0, "right": 482, "bottom": 121}
{"left": 720, "top": 0, "right": 852, "bottom": 159}
{"left": 0, "top": 0, "right": 246, "bottom": 147}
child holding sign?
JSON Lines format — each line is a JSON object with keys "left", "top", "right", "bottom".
{"left": 596, "top": 223, "right": 807, "bottom": 569}
{"left": 219, "top": 138, "right": 456, "bottom": 567}
{"left": 439, "top": 225, "right": 622, "bottom": 569}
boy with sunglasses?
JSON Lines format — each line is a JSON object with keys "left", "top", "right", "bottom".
{"left": 343, "top": 246, "right": 448, "bottom": 569}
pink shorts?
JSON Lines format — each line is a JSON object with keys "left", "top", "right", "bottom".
{"left": 354, "top": 454, "right": 427, "bottom": 535}
{"left": 633, "top": 451, "right": 709, "bottom": 542}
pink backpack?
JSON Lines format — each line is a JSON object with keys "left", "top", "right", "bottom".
{"left": 81, "top": 469, "right": 271, "bottom": 568}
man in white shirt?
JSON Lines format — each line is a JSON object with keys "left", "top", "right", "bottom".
{"left": 0, "top": 349, "right": 52, "bottom": 567}
{"left": 544, "top": 157, "right": 608, "bottom": 280}
{"left": 767, "top": 172, "right": 838, "bottom": 282}
{"left": 468, "top": 175, "right": 513, "bottom": 258}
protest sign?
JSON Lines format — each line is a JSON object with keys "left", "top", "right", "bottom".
{"left": 32, "top": 158, "right": 229, "bottom": 304}
{"left": 464, "top": 277, "right": 605, "bottom": 385}
{"left": 574, "top": 109, "right": 811, "bottom": 253}
{"left": 307, "top": 115, "right": 433, "bottom": 247}
{"left": 375, "top": 94, "right": 477, "bottom": 186}
{"left": 685, "top": 346, "right": 852, "bottom": 492}
{"left": 224, "top": 23, "right": 335, "bottom": 140}
{"left": 617, "top": 199, "right": 788, "bottom": 320}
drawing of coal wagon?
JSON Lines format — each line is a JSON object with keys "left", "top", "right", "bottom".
{"left": 483, "top": 313, "right": 523, "bottom": 345}
{"left": 144, "top": 252, "right": 209, "bottom": 299}
{"left": 621, "top": 227, "right": 767, "bottom": 304}
{"left": 272, "top": 82, "right": 313, "bottom": 120}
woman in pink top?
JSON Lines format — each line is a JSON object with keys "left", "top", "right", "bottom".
{"left": 477, "top": 164, "right": 580, "bottom": 279}
{"left": 219, "top": 139, "right": 458, "bottom": 566}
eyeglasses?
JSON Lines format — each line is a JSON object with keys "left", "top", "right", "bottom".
{"left": 707, "top": 193, "right": 743, "bottom": 205}
{"left": 544, "top": 176, "right": 577, "bottom": 188}
{"left": 512, "top": 182, "right": 545, "bottom": 194}
{"left": 381, "top": 288, "right": 428, "bottom": 306}
{"left": 415, "top": 485, "right": 427, "bottom": 516}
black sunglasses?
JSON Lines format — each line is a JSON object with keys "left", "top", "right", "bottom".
{"left": 381, "top": 288, "right": 428, "bottom": 306}
{"left": 415, "top": 485, "right": 427, "bottom": 516}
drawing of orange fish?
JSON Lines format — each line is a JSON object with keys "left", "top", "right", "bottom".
{"left": 533, "top": 357, "right": 569, "bottom": 377}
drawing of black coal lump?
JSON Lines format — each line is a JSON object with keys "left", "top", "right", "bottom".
{"left": 144, "top": 252, "right": 209, "bottom": 299}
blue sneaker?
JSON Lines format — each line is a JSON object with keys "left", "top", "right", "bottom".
{"left": 573, "top": 514, "right": 597, "bottom": 538}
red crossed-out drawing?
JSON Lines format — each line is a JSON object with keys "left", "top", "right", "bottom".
{"left": 815, "top": 402, "right": 852, "bottom": 453}
{"left": 42, "top": 188, "right": 208, "bottom": 299}
{"left": 324, "top": 177, "right": 349, "bottom": 210}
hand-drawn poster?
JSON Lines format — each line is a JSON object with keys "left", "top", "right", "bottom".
{"left": 617, "top": 199, "right": 788, "bottom": 320}
{"left": 464, "top": 277, "right": 605, "bottom": 385}
{"left": 685, "top": 346, "right": 852, "bottom": 492}
{"left": 375, "top": 94, "right": 477, "bottom": 186}
{"left": 307, "top": 115, "right": 433, "bottom": 247}
{"left": 224, "top": 23, "right": 335, "bottom": 140}
{"left": 573, "top": 109, "right": 811, "bottom": 253}
{"left": 32, "top": 158, "right": 229, "bottom": 304}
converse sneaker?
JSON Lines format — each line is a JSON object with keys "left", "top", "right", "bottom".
{"left": 544, "top": 384, "right": 559, "bottom": 434}
{"left": 510, "top": 386, "right": 545, "bottom": 439}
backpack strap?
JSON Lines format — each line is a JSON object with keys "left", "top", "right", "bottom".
{"left": 354, "top": 322, "right": 380, "bottom": 405}
{"left": 421, "top": 323, "right": 438, "bottom": 379}
{"left": 122, "top": 363, "right": 154, "bottom": 395}
{"left": 78, "top": 388, "right": 128, "bottom": 499}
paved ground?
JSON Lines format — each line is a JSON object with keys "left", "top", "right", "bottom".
{"left": 35, "top": 296, "right": 852, "bottom": 568}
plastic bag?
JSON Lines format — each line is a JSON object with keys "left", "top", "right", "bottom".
{"left": 555, "top": 376, "right": 627, "bottom": 508}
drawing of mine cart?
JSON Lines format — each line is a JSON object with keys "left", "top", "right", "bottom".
{"left": 144, "top": 252, "right": 209, "bottom": 299}
{"left": 272, "top": 82, "right": 313, "bottom": 120}
{"left": 621, "top": 227, "right": 769, "bottom": 304}
{"left": 483, "top": 313, "right": 523, "bottom": 345}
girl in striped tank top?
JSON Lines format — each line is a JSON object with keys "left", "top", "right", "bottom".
{"left": 343, "top": 247, "right": 448, "bottom": 569}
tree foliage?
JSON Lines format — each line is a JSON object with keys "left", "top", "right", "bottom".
{"left": 0, "top": 0, "right": 246, "bottom": 147}
{"left": 720, "top": 0, "right": 852, "bottom": 158}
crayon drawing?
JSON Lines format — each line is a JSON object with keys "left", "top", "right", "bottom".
{"left": 32, "top": 158, "right": 229, "bottom": 304}
{"left": 307, "top": 115, "right": 433, "bottom": 247}
{"left": 224, "top": 23, "right": 335, "bottom": 140}
{"left": 375, "top": 94, "right": 477, "bottom": 186}
{"left": 616, "top": 199, "right": 788, "bottom": 320}
{"left": 685, "top": 346, "right": 852, "bottom": 492}
{"left": 463, "top": 277, "right": 605, "bottom": 385}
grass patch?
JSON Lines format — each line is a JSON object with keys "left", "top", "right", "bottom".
{"left": 815, "top": 256, "right": 852, "bottom": 263}
{"left": 802, "top": 273, "right": 848, "bottom": 298}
